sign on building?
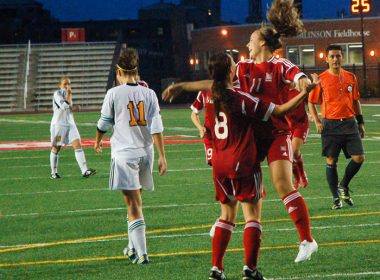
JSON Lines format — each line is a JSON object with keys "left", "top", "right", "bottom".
{"left": 61, "top": 28, "right": 85, "bottom": 43}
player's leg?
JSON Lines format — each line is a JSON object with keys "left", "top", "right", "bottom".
{"left": 209, "top": 200, "right": 237, "bottom": 280}
{"left": 50, "top": 125, "right": 64, "bottom": 179}
{"left": 292, "top": 135, "right": 308, "bottom": 188}
{"left": 71, "top": 134, "right": 96, "bottom": 177}
{"left": 241, "top": 199, "right": 265, "bottom": 280}
{"left": 50, "top": 145, "right": 61, "bottom": 178}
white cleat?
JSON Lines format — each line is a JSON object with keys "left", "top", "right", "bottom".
{"left": 294, "top": 239, "right": 318, "bottom": 263}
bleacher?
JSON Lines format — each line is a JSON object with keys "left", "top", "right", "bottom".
{"left": 0, "top": 42, "right": 116, "bottom": 112}
{"left": 0, "top": 45, "right": 26, "bottom": 112}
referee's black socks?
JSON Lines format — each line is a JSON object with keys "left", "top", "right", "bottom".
{"left": 340, "top": 160, "right": 363, "bottom": 190}
{"left": 326, "top": 163, "right": 339, "bottom": 199}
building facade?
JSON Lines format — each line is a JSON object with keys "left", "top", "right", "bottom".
{"left": 190, "top": 17, "right": 380, "bottom": 96}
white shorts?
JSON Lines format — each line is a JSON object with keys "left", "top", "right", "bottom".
{"left": 109, "top": 153, "right": 154, "bottom": 191}
{"left": 50, "top": 124, "right": 81, "bottom": 146}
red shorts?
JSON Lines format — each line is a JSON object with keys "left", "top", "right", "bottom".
{"left": 266, "top": 134, "right": 293, "bottom": 164}
{"left": 203, "top": 136, "right": 212, "bottom": 166}
{"left": 213, "top": 167, "right": 265, "bottom": 204}
{"left": 291, "top": 124, "right": 309, "bottom": 143}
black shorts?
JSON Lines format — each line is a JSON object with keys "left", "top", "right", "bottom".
{"left": 321, "top": 118, "right": 364, "bottom": 159}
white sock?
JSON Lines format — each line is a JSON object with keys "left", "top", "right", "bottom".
{"left": 127, "top": 219, "right": 134, "bottom": 249}
{"left": 50, "top": 151, "right": 59, "bottom": 174}
{"left": 128, "top": 219, "right": 147, "bottom": 257}
{"left": 74, "top": 149, "right": 88, "bottom": 174}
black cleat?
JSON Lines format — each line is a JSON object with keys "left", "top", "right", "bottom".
{"left": 338, "top": 184, "right": 354, "bottom": 206}
{"left": 50, "top": 173, "right": 61, "bottom": 179}
{"left": 82, "top": 169, "right": 96, "bottom": 178}
{"left": 209, "top": 266, "right": 226, "bottom": 280}
{"left": 332, "top": 198, "right": 342, "bottom": 210}
{"left": 242, "top": 266, "right": 266, "bottom": 280}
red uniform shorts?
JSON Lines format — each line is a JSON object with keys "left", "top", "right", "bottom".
{"left": 291, "top": 123, "right": 309, "bottom": 143}
{"left": 266, "top": 134, "right": 293, "bottom": 164}
{"left": 203, "top": 136, "right": 213, "bottom": 166}
{"left": 213, "top": 167, "right": 265, "bottom": 204}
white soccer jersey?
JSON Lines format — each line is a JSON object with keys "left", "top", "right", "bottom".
{"left": 51, "top": 89, "right": 75, "bottom": 126}
{"left": 97, "top": 83, "right": 163, "bottom": 158}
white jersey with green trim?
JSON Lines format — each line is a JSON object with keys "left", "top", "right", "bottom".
{"left": 97, "top": 83, "right": 163, "bottom": 158}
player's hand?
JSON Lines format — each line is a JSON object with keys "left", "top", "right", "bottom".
{"left": 66, "top": 85, "right": 72, "bottom": 94}
{"left": 358, "top": 124, "right": 365, "bottom": 138}
{"left": 315, "top": 120, "right": 323, "bottom": 134}
{"left": 157, "top": 157, "right": 167, "bottom": 176}
{"left": 306, "top": 73, "right": 320, "bottom": 93}
{"left": 71, "top": 105, "right": 81, "bottom": 112}
{"left": 94, "top": 142, "right": 102, "bottom": 153}
{"left": 162, "top": 83, "right": 182, "bottom": 102}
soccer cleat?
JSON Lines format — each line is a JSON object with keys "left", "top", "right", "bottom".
{"left": 133, "top": 254, "right": 149, "bottom": 265}
{"left": 82, "top": 168, "right": 96, "bottom": 178}
{"left": 294, "top": 239, "right": 318, "bottom": 263}
{"left": 209, "top": 266, "right": 226, "bottom": 280}
{"left": 331, "top": 198, "right": 342, "bottom": 210}
{"left": 123, "top": 247, "right": 136, "bottom": 261}
{"left": 299, "top": 171, "right": 309, "bottom": 188}
{"left": 242, "top": 265, "right": 266, "bottom": 280}
{"left": 50, "top": 173, "right": 61, "bottom": 179}
{"left": 338, "top": 185, "right": 354, "bottom": 206}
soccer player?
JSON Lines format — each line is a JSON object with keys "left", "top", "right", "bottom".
{"left": 163, "top": 0, "right": 318, "bottom": 263}
{"left": 286, "top": 85, "right": 309, "bottom": 189}
{"left": 95, "top": 48, "right": 167, "bottom": 264}
{"left": 308, "top": 44, "right": 365, "bottom": 209}
{"left": 49, "top": 77, "right": 96, "bottom": 179}
{"left": 190, "top": 90, "right": 213, "bottom": 165}
{"left": 205, "top": 52, "right": 316, "bottom": 280}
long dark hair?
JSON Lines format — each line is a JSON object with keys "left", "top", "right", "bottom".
{"left": 208, "top": 53, "right": 234, "bottom": 116}
{"left": 261, "top": 0, "right": 304, "bottom": 52}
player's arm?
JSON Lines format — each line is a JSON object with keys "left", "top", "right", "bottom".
{"left": 95, "top": 90, "right": 114, "bottom": 153}
{"left": 152, "top": 133, "right": 167, "bottom": 176}
{"left": 191, "top": 111, "right": 205, "bottom": 138}
{"left": 95, "top": 128, "right": 106, "bottom": 153}
{"left": 353, "top": 99, "right": 365, "bottom": 138}
{"left": 162, "top": 80, "right": 212, "bottom": 102}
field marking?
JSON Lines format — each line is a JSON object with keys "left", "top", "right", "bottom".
{"left": 269, "top": 271, "right": 380, "bottom": 279}
{"left": 0, "top": 239, "right": 379, "bottom": 268}
{"left": 1, "top": 211, "right": 379, "bottom": 254}
{"left": 2, "top": 193, "right": 380, "bottom": 216}
{"left": 3, "top": 222, "right": 378, "bottom": 249}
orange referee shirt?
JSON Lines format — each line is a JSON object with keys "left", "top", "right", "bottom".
{"left": 308, "top": 69, "right": 360, "bottom": 119}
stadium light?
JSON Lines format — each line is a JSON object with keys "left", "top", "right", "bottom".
{"left": 319, "top": 52, "right": 324, "bottom": 59}
{"left": 369, "top": 50, "right": 375, "bottom": 57}
{"left": 221, "top": 29, "right": 228, "bottom": 36}
{"left": 240, "top": 55, "right": 245, "bottom": 61}
{"left": 190, "top": 58, "right": 194, "bottom": 65}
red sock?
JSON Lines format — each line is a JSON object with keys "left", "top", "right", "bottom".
{"left": 212, "top": 219, "right": 234, "bottom": 270}
{"left": 244, "top": 220, "right": 262, "bottom": 270}
{"left": 282, "top": 191, "right": 313, "bottom": 242}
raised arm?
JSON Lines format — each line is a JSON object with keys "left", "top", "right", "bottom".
{"left": 162, "top": 80, "right": 212, "bottom": 102}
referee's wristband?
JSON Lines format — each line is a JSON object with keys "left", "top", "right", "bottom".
{"left": 355, "top": 115, "right": 364, "bottom": 125}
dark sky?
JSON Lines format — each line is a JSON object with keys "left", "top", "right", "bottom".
{"left": 37, "top": 0, "right": 352, "bottom": 23}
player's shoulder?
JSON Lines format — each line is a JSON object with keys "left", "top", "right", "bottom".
{"left": 272, "top": 57, "right": 296, "bottom": 68}
{"left": 236, "top": 59, "right": 255, "bottom": 68}
{"left": 341, "top": 69, "right": 357, "bottom": 80}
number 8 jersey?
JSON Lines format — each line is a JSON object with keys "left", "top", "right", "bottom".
{"left": 206, "top": 88, "right": 275, "bottom": 178}
{"left": 97, "top": 83, "right": 163, "bottom": 158}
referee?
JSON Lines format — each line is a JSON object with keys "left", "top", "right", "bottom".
{"left": 308, "top": 45, "right": 365, "bottom": 210}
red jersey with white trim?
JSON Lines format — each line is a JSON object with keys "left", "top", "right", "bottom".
{"left": 190, "top": 90, "right": 214, "bottom": 129}
{"left": 284, "top": 86, "right": 308, "bottom": 128}
{"left": 205, "top": 88, "right": 275, "bottom": 178}
{"left": 234, "top": 57, "right": 305, "bottom": 136}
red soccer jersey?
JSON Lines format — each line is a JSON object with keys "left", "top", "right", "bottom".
{"left": 233, "top": 57, "right": 305, "bottom": 136}
{"left": 284, "top": 86, "right": 308, "bottom": 128}
{"left": 205, "top": 88, "right": 275, "bottom": 178}
{"left": 190, "top": 90, "right": 214, "bottom": 129}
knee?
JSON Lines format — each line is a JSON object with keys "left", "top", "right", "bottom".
{"left": 326, "top": 157, "right": 337, "bottom": 165}
{"left": 352, "top": 155, "right": 365, "bottom": 164}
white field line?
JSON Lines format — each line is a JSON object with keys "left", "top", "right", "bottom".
{"left": 0, "top": 118, "right": 96, "bottom": 127}
{"left": 3, "top": 160, "right": 380, "bottom": 182}
{"left": 3, "top": 193, "right": 380, "bottom": 218}
{"left": 1, "top": 222, "right": 379, "bottom": 249}
{"left": 268, "top": 271, "right": 380, "bottom": 279}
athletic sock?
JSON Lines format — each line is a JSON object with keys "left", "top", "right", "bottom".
{"left": 74, "top": 149, "right": 88, "bottom": 174}
{"left": 244, "top": 220, "right": 262, "bottom": 270}
{"left": 212, "top": 219, "right": 234, "bottom": 270}
{"left": 326, "top": 163, "right": 339, "bottom": 199}
{"left": 127, "top": 219, "right": 134, "bottom": 249}
{"left": 128, "top": 219, "right": 147, "bottom": 257}
{"left": 50, "top": 150, "right": 59, "bottom": 174}
{"left": 340, "top": 160, "right": 363, "bottom": 189}
{"left": 282, "top": 190, "right": 313, "bottom": 242}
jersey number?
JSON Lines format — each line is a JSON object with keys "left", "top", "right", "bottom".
{"left": 127, "top": 101, "right": 147, "bottom": 126}
{"left": 214, "top": 112, "right": 228, "bottom": 139}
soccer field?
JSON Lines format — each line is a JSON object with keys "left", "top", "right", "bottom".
{"left": 0, "top": 106, "right": 379, "bottom": 279}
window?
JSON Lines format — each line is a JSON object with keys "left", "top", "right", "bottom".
{"left": 347, "top": 43, "right": 363, "bottom": 65}
{"left": 286, "top": 45, "right": 315, "bottom": 66}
